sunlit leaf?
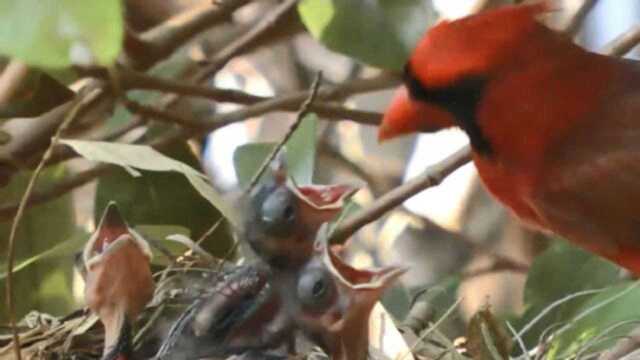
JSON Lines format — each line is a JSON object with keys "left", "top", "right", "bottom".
{"left": 298, "top": 0, "right": 437, "bottom": 70}
{"left": 514, "top": 241, "right": 623, "bottom": 348}
{"left": 61, "top": 139, "right": 239, "bottom": 228}
{"left": 233, "top": 113, "right": 318, "bottom": 187}
{"left": 547, "top": 282, "right": 640, "bottom": 359}
{"left": 0, "top": 0, "right": 123, "bottom": 67}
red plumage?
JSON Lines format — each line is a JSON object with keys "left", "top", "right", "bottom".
{"left": 379, "top": 2, "right": 640, "bottom": 274}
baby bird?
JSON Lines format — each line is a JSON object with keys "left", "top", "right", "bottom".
{"left": 244, "top": 154, "right": 357, "bottom": 269}
{"left": 80, "top": 202, "right": 154, "bottom": 360}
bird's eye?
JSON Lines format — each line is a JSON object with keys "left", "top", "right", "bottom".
{"left": 260, "top": 187, "right": 297, "bottom": 236}
{"left": 297, "top": 267, "right": 335, "bottom": 310}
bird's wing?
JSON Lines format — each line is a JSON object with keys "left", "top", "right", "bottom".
{"left": 532, "top": 72, "right": 640, "bottom": 273}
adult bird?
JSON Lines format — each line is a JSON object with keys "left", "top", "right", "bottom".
{"left": 80, "top": 202, "right": 154, "bottom": 360}
{"left": 378, "top": 2, "right": 640, "bottom": 274}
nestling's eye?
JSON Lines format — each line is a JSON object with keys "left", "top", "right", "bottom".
{"left": 297, "top": 267, "right": 335, "bottom": 310}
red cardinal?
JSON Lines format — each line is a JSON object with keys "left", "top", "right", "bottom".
{"left": 379, "top": 2, "right": 640, "bottom": 274}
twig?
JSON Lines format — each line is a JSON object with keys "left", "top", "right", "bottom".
{"left": 599, "top": 330, "right": 640, "bottom": 360}
{"left": 124, "top": 99, "right": 207, "bottom": 130}
{"left": 603, "top": 24, "right": 640, "bottom": 56}
{"left": 563, "top": 0, "right": 599, "bottom": 36}
{"left": 124, "top": 0, "right": 253, "bottom": 70}
{"left": 247, "top": 71, "right": 323, "bottom": 192}
{"left": 403, "top": 297, "right": 465, "bottom": 359}
{"left": 198, "top": 0, "right": 300, "bottom": 78}
{"left": 0, "top": 61, "right": 29, "bottom": 106}
{"left": 460, "top": 258, "right": 529, "bottom": 280}
{"left": 330, "top": 145, "right": 472, "bottom": 244}
{"left": 4, "top": 88, "right": 101, "bottom": 360}
{"left": 0, "top": 165, "right": 110, "bottom": 220}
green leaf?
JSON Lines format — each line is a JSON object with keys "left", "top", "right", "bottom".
{"left": 0, "top": 165, "right": 76, "bottom": 321}
{"left": 134, "top": 225, "right": 196, "bottom": 265}
{"left": 61, "top": 139, "right": 239, "bottom": 228}
{"left": 547, "top": 282, "right": 640, "bottom": 359}
{"left": 0, "top": 230, "right": 86, "bottom": 280}
{"left": 514, "top": 241, "right": 623, "bottom": 348}
{"left": 91, "top": 141, "right": 234, "bottom": 258}
{"left": 0, "top": 71, "right": 75, "bottom": 119}
{"left": 298, "top": 0, "right": 437, "bottom": 70}
{"left": 286, "top": 112, "right": 317, "bottom": 183}
{"left": 0, "top": 0, "right": 123, "bottom": 67}
{"left": 232, "top": 113, "right": 318, "bottom": 187}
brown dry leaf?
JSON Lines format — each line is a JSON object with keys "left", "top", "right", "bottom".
{"left": 466, "top": 306, "right": 512, "bottom": 360}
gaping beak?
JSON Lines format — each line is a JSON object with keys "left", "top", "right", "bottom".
{"left": 82, "top": 202, "right": 154, "bottom": 358}
{"left": 378, "top": 87, "right": 456, "bottom": 142}
{"left": 292, "top": 183, "right": 359, "bottom": 211}
{"left": 296, "top": 224, "right": 407, "bottom": 360}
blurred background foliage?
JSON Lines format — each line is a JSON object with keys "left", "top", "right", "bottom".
{"left": 0, "top": 0, "right": 639, "bottom": 358}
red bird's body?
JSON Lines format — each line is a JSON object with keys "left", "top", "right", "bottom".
{"left": 379, "top": 3, "right": 640, "bottom": 273}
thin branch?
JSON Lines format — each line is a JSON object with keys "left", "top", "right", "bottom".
{"left": 121, "top": 71, "right": 385, "bottom": 128}
{"left": 330, "top": 145, "right": 472, "bottom": 244}
{"left": 599, "top": 327, "right": 640, "bottom": 360}
{"left": 198, "top": 0, "right": 300, "bottom": 78}
{"left": 124, "top": 0, "right": 253, "bottom": 70}
{"left": 4, "top": 88, "right": 101, "bottom": 360}
{"left": 247, "top": 72, "right": 323, "bottom": 191}
{"left": 0, "top": 61, "right": 29, "bottom": 106}
{"left": 0, "top": 164, "right": 110, "bottom": 220}
{"left": 603, "top": 24, "right": 640, "bottom": 56}
{"left": 563, "top": 0, "right": 599, "bottom": 36}
{"left": 460, "top": 258, "right": 529, "bottom": 280}
{"left": 120, "top": 71, "right": 394, "bottom": 143}
{"left": 124, "top": 99, "right": 207, "bottom": 130}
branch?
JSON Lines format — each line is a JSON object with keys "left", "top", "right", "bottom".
{"left": 563, "top": 0, "right": 599, "bottom": 36}
{"left": 198, "top": 0, "right": 301, "bottom": 77}
{"left": 124, "top": 99, "right": 206, "bottom": 130}
{"left": 2, "top": 0, "right": 255, "bottom": 169}
{"left": 460, "top": 258, "right": 529, "bottom": 280}
{"left": 0, "top": 61, "right": 29, "bottom": 106}
{"left": 248, "top": 71, "right": 323, "bottom": 191}
{"left": 0, "top": 165, "right": 110, "bottom": 220}
{"left": 599, "top": 327, "right": 640, "bottom": 360}
{"left": 4, "top": 88, "right": 102, "bottom": 359}
{"left": 330, "top": 146, "right": 473, "bottom": 244}
{"left": 123, "top": 0, "right": 253, "bottom": 70}
{"left": 119, "top": 66, "right": 400, "bottom": 105}
{"left": 603, "top": 24, "right": 640, "bottom": 56}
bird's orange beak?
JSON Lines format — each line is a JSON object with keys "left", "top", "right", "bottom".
{"left": 378, "top": 87, "right": 456, "bottom": 141}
